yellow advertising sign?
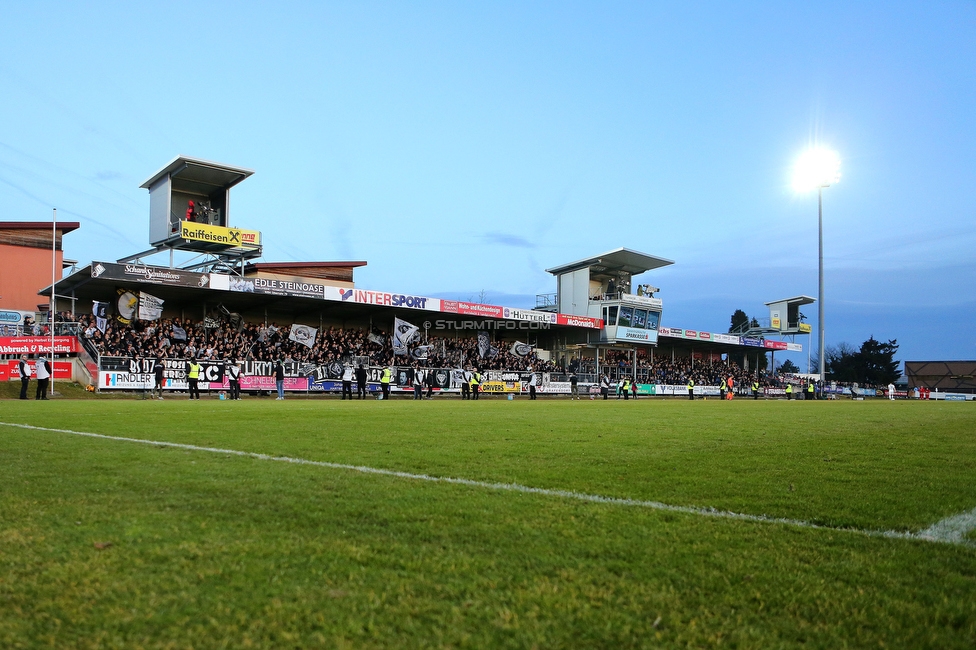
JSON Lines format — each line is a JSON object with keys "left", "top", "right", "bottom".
{"left": 479, "top": 380, "right": 522, "bottom": 393}
{"left": 798, "top": 323, "right": 812, "bottom": 333}
{"left": 180, "top": 221, "right": 261, "bottom": 248}
{"left": 770, "top": 310, "right": 781, "bottom": 330}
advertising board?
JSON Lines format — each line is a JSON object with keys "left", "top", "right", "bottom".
{"left": 211, "top": 273, "right": 326, "bottom": 299}
{"left": 612, "top": 326, "right": 659, "bottom": 343}
{"left": 5, "top": 360, "right": 72, "bottom": 380}
{"left": 0, "top": 337, "right": 79, "bottom": 354}
{"left": 92, "top": 261, "right": 211, "bottom": 289}
{"left": 179, "top": 221, "right": 261, "bottom": 248}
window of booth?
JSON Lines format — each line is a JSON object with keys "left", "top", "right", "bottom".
{"left": 632, "top": 308, "right": 647, "bottom": 328}
{"left": 603, "top": 306, "right": 618, "bottom": 326}
{"left": 618, "top": 306, "right": 633, "bottom": 328}
{"left": 647, "top": 311, "right": 660, "bottom": 330}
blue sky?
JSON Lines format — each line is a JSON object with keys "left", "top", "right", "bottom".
{"left": 2, "top": 2, "right": 974, "bottom": 366}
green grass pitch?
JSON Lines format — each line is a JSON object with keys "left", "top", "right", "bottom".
{"left": 1, "top": 396, "right": 975, "bottom": 648}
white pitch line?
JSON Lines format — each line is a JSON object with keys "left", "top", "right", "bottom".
{"left": 918, "top": 507, "right": 976, "bottom": 545}
{"left": 1, "top": 421, "right": 972, "bottom": 548}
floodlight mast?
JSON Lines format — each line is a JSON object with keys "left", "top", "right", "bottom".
{"left": 793, "top": 148, "right": 840, "bottom": 385}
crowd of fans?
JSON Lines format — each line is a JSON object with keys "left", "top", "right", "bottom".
{"left": 569, "top": 349, "right": 777, "bottom": 387}
{"left": 75, "top": 314, "right": 556, "bottom": 371}
{"left": 37, "top": 313, "right": 831, "bottom": 387}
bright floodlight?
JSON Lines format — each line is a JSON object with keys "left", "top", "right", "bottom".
{"left": 792, "top": 148, "right": 841, "bottom": 192}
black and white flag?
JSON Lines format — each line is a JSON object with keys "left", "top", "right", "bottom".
{"left": 138, "top": 291, "right": 164, "bottom": 321}
{"left": 511, "top": 341, "right": 533, "bottom": 357}
{"left": 171, "top": 325, "right": 187, "bottom": 341}
{"left": 92, "top": 301, "right": 109, "bottom": 334}
{"left": 477, "top": 331, "right": 490, "bottom": 358}
{"left": 411, "top": 345, "right": 432, "bottom": 360}
{"left": 289, "top": 324, "right": 318, "bottom": 348}
{"left": 393, "top": 318, "right": 419, "bottom": 356}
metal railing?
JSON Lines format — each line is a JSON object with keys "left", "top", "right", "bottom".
{"left": 535, "top": 293, "right": 557, "bottom": 310}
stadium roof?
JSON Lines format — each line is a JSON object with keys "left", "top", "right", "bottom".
{"left": 545, "top": 247, "right": 674, "bottom": 276}
{"left": 139, "top": 156, "right": 254, "bottom": 193}
{"left": 0, "top": 221, "right": 81, "bottom": 235}
{"left": 764, "top": 295, "right": 815, "bottom": 306}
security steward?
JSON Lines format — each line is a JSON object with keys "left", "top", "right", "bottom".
{"left": 470, "top": 368, "right": 481, "bottom": 400}
{"left": 341, "top": 363, "right": 354, "bottom": 400}
{"left": 687, "top": 377, "right": 695, "bottom": 400}
{"left": 18, "top": 354, "right": 32, "bottom": 400}
{"left": 786, "top": 383, "right": 793, "bottom": 400}
{"left": 752, "top": 380, "right": 760, "bottom": 400}
{"left": 621, "top": 376, "right": 631, "bottom": 400}
{"left": 807, "top": 381, "right": 815, "bottom": 400}
{"left": 187, "top": 357, "right": 201, "bottom": 400}
{"left": 380, "top": 365, "right": 392, "bottom": 400}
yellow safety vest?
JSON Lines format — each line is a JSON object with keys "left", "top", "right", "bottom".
{"left": 687, "top": 380, "right": 694, "bottom": 390}
{"left": 470, "top": 372, "right": 480, "bottom": 386}
{"left": 188, "top": 363, "right": 200, "bottom": 379}
{"left": 381, "top": 368, "right": 391, "bottom": 384}
{"left": 786, "top": 385, "right": 793, "bottom": 393}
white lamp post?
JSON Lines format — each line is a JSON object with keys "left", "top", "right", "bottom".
{"left": 792, "top": 148, "right": 841, "bottom": 384}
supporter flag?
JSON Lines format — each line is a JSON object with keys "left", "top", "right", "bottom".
{"left": 171, "top": 325, "right": 187, "bottom": 341}
{"left": 393, "top": 318, "right": 419, "bottom": 356}
{"left": 92, "top": 301, "right": 109, "bottom": 334}
{"left": 368, "top": 332, "right": 385, "bottom": 346}
{"left": 137, "top": 291, "right": 164, "bottom": 321}
{"left": 477, "top": 331, "right": 490, "bottom": 358}
{"left": 289, "top": 324, "right": 318, "bottom": 348}
{"left": 411, "top": 345, "right": 432, "bottom": 360}
{"left": 511, "top": 341, "right": 533, "bottom": 357}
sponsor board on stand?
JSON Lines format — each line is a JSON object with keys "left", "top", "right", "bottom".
{"left": 179, "top": 221, "right": 261, "bottom": 248}
{"left": 712, "top": 333, "right": 740, "bottom": 345}
{"left": 0, "top": 337, "right": 79, "bottom": 354}
{"left": 92, "top": 261, "right": 211, "bottom": 289}
{"left": 503, "top": 307, "right": 557, "bottom": 324}
{"left": 441, "top": 300, "right": 505, "bottom": 318}
{"left": 555, "top": 314, "right": 603, "bottom": 329}
{"left": 325, "top": 286, "right": 439, "bottom": 311}
{"left": 211, "top": 273, "right": 326, "bottom": 299}
{"left": 612, "top": 326, "right": 658, "bottom": 343}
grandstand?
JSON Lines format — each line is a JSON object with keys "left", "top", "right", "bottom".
{"left": 3, "top": 156, "right": 815, "bottom": 397}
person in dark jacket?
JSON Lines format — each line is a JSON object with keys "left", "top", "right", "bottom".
{"left": 19, "top": 355, "right": 31, "bottom": 400}
{"left": 274, "top": 358, "right": 285, "bottom": 400}
{"left": 355, "top": 364, "right": 368, "bottom": 399}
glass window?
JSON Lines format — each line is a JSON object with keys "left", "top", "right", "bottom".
{"left": 646, "top": 311, "right": 660, "bottom": 330}
{"left": 632, "top": 309, "right": 647, "bottom": 328}
{"left": 606, "top": 306, "right": 618, "bottom": 326}
{"left": 618, "top": 306, "right": 633, "bottom": 328}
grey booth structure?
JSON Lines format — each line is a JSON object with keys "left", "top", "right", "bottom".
{"left": 545, "top": 247, "right": 673, "bottom": 346}
{"left": 141, "top": 156, "right": 257, "bottom": 253}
